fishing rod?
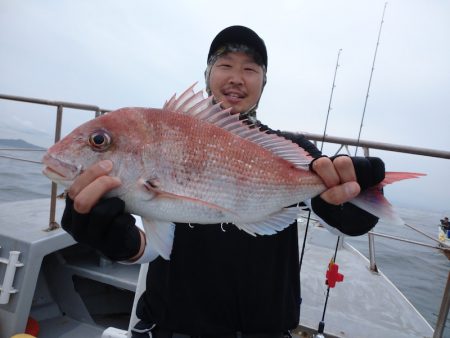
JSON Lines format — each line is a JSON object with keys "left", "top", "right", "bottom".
{"left": 355, "top": 2, "right": 388, "bottom": 156}
{"left": 313, "top": 38, "right": 346, "bottom": 338}
{"left": 313, "top": 6, "right": 388, "bottom": 336}
{"left": 321, "top": 49, "right": 342, "bottom": 152}
{"left": 313, "top": 236, "right": 343, "bottom": 338}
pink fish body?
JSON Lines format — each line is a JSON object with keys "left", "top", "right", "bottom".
{"left": 42, "top": 84, "right": 423, "bottom": 259}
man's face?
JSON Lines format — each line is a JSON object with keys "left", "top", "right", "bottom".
{"left": 209, "top": 51, "right": 265, "bottom": 115}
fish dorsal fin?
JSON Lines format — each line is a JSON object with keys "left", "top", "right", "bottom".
{"left": 163, "top": 82, "right": 205, "bottom": 113}
{"left": 163, "top": 84, "right": 313, "bottom": 169}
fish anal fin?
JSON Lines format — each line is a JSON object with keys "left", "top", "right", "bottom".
{"left": 236, "top": 207, "right": 300, "bottom": 236}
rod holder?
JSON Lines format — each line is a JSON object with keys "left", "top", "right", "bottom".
{"left": 0, "top": 250, "right": 24, "bottom": 304}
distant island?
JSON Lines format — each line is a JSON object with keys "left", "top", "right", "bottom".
{"left": 0, "top": 139, "right": 45, "bottom": 149}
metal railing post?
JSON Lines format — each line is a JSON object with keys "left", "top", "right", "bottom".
{"left": 363, "top": 146, "right": 369, "bottom": 157}
{"left": 368, "top": 232, "right": 378, "bottom": 272}
{"left": 48, "top": 105, "right": 63, "bottom": 230}
{"left": 433, "top": 271, "right": 450, "bottom": 338}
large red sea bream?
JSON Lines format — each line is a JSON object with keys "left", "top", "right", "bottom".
{"left": 42, "top": 84, "right": 423, "bottom": 259}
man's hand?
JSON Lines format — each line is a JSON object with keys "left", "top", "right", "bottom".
{"left": 310, "top": 156, "right": 361, "bottom": 205}
{"left": 310, "top": 155, "right": 385, "bottom": 235}
{"left": 68, "top": 160, "right": 121, "bottom": 213}
{"left": 62, "top": 160, "right": 145, "bottom": 261}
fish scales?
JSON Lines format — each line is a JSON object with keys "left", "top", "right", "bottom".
{"left": 139, "top": 108, "right": 324, "bottom": 223}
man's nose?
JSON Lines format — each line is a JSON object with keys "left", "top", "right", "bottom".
{"left": 228, "top": 69, "right": 244, "bottom": 85}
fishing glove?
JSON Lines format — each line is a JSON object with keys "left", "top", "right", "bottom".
{"left": 347, "top": 156, "right": 385, "bottom": 190}
{"left": 311, "top": 156, "right": 385, "bottom": 236}
{"left": 61, "top": 196, "right": 142, "bottom": 261}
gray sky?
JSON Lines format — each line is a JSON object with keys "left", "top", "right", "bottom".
{"left": 1, "top": 0, "right": 449, "bottom": 214}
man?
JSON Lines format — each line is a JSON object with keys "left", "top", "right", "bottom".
{"left": 62, "top": 26, "right": 385, "bottom": 338}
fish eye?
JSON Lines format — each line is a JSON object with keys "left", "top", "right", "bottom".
{"left": 88, "top": 130, "right": 112, "bottom": 151}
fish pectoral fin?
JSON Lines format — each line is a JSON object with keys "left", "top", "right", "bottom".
{"left": 235, "top": 207, "right": 300, "bottom": 236}
{"left": 142, "top": 218, "right": 175, "bottom": 260}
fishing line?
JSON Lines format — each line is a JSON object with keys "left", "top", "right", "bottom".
{"left": 321, "top": 49, "right": 342, "bottom": 152}
{"left": 355, "top": 2, "right": 388, "bottom": 156}
{"left": 297, "top": 207, "right": 312, "bottom": 336}
{"left": 298, "top": 208, "right": 312, "bottom": 272}
{"left": 0, "top": 154, "right": 42, "bottom": 164}
{"left": 0, "top": 147, "right": 46, "bottom": 164}
{"left": 0, "top": 148, "right": 45, "bottom": 151}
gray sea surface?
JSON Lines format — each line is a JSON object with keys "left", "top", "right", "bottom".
{"left": 1, "top": 148, "right": 449, "bottom": 336}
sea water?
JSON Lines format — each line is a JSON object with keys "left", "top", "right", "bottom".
{"left": 1, "top": 148, "right": 449, "bottom": 335}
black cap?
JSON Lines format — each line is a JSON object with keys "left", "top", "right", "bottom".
{"left": 208, "top": 25, "right": 267, "bottom": 68}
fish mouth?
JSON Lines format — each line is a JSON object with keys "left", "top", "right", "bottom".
{"left": 42, "top": 153, "right": 82, "bottom": 183}
{"left": 43, "top": 166, "right": 66, "bottom": 179}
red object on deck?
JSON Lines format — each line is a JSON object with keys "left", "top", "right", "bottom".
{"left": 25, "top": 316, "right": 40, "bottom": 337}
{"left": 326, "top": 262, "right": 344, "bottom": 288}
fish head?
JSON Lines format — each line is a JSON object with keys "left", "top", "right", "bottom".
{"left": 42, "top": 108, "right": 147, "bottom": 192}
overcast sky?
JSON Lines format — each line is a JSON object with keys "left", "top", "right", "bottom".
{"left": 1, "top": 0, "right": 449, "bottom": 214}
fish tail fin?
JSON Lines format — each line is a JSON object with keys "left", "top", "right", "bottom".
{"left": 379, "top": 171, "right": 426, "bottom": 187}
{"left": 350, "top": 172, "right": 425, "bottom": 225}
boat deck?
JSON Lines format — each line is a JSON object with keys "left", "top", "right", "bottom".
{"left": 0, "top": 199, "right": 434, "bottom": 337}
{"left": 298, "top": 219, "right": 434, "bottom": 337}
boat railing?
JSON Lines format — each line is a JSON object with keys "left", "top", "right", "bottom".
{"left": 302, "top": 131, "right": 450, "bottom": 160}
{"left": 0, "top": 93, "right": 111, "bottom": 230}
{"left": 302, "top": 132, "right": 450, "bottom": 338}
{"left": 1, "top": 92, "right": 449, "bottom": 337}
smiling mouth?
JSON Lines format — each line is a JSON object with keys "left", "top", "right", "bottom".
{"left": 223, "top": 92, "right": 245, "bottom": 104}
{"left": 224, "top": 91, "right": 244, "bottom": 98}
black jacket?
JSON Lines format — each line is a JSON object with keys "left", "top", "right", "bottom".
{"left": 136, "top": 126, "right": 379, "bottom": 335}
